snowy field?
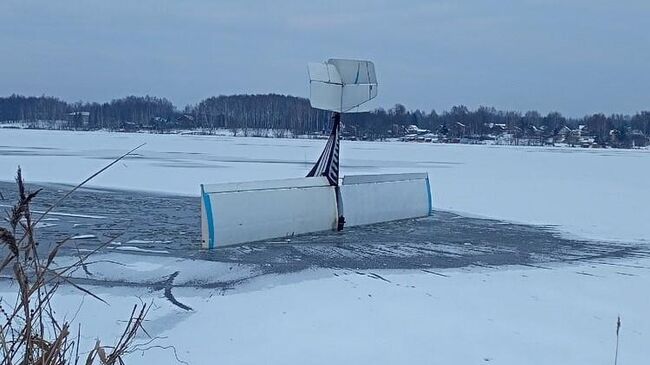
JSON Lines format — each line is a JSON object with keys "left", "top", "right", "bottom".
{"left": 1, "top": 129, "right": 649, "bottom": 364}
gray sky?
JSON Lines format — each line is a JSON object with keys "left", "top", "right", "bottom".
{"left": 1, "top": 0, "right": 648, "bottom": 116}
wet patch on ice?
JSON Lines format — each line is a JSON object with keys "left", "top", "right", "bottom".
{"left": 1, "top": 180, "right": 649, "bottom": 293}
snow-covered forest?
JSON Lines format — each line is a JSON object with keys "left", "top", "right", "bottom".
{"left": 1, "top": 94, "right": 648, "bottom": 147}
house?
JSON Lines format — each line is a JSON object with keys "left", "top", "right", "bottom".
{"left": 507, "top": 125, "right": 523, "bottom": 137}
{"left": 401, "top": 134, "right": 418, "bottom": 142}
{"left": 448, "top": 122, "right": 466, "bottom": 137}
{"left": 630, "top": 130, "right": 648, "bottom": 148}
{"left": 553, "top": 126, "right": 572, "bottom": 143}
{"left": 342, "top": 124, "right": 358, "bottom": 139}
{"left": 490, "top": 123, "right": 507, "bottom": 134}
{"left": 578, "top": 136, "right": 596, "bottom": 148}
{"left": 577, "top": 124, "right": 587, "bottom": 135}
{"left": 67, "top": 111, "right": 90, "bottom": 127}
{"left": 422, "top": 132, "right": 437, "bottom": 143}
{"left": 405, "top": 124, "right": 429, "bottom": 135}
{"left": 119, "top": 121, "right": 139, "bottom": 132}
{"left": 149, "top": 116, "right": 169, "bottom": 130}
{"left": 557, "top": 126, "right": 572, "bottom": 136}
{"left": 528, "top": 125, "right": 541, "bottom": 135}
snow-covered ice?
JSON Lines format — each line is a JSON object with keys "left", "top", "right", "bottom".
{"left": 71, "top": 234, "right": 97, "bottom": 240}
{"left": 0, "top": 129, "right": 648, "bottom": 364}
{"left": 1, "top": 257, "right": 647, "bottom": 364}
{"left": 0, "top": 129, "right": 647, "bottom": 243}
{"left": 113, "top": 246, "right": 170, "bottom": 254}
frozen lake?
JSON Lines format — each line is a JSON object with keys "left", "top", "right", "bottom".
{"left": 1, "top": 129, "right": 649, "bottom": 364}
{"left": 1, "top": 129, "right": 648, "bottom": 243}
{"left": 2, "top": 180, "right": 646, "bottom": 279}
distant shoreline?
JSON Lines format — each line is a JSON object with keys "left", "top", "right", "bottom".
{"left": 2, "top": 123, "right": 648, "bottom": 151}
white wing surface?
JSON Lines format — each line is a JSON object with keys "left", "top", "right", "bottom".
{"left": 308, "top": 59, "right": 378, "bottom": 113}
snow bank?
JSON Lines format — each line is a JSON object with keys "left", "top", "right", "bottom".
{"left": 0, "top": 129, "right": 648, "bottom": 242}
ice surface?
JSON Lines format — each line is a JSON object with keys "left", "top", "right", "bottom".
{"left": 0, "top": 129, "right": 648, "bottom": 243}
{"left": 1, "top": 129, "right": 649, "bottom": 364}
{"left": 0, "top": 204, "right": 108, "bottom": 219}
{"left": 113, "top": 246, "right": 169, "bottom": 254}
{"left": 70, "top": 234, "right": 96, "bottom": 240}
{"left": 1, "top": 257, "right": 648, "bottom": 364}
{"left": 54, "top": 252, "right": 261, "bottom": 285}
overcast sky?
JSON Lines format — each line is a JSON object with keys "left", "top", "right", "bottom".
{"left": 1, "top": 0, "right": 648, "bottom": 116}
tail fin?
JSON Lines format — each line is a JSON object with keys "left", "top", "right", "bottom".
{"left": 307, "top": 112, "right": 341, "bottom": 186}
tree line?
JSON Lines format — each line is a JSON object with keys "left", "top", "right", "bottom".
{"left": 1, "top": 94, "right": 648, "bottom": 146}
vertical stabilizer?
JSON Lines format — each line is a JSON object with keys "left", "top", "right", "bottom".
{"left": 307, "top": 112, "right": 341, "bottom": 186}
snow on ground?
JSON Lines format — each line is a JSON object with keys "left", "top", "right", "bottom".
{"left": 0, "top": 129, "right": 648, "bottom": 243}
{"left": 55, "top": 253, "right": 260, "bottom": 285}
{"left": 1, "top": 129, "right": 649, "bottom": 364}
{"left": 1, "top": 257, "right": 647, "bottom": 364}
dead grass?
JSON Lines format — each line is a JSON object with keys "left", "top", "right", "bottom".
{"left": 0, "top": 145, "right": 164, "bottom": 365}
